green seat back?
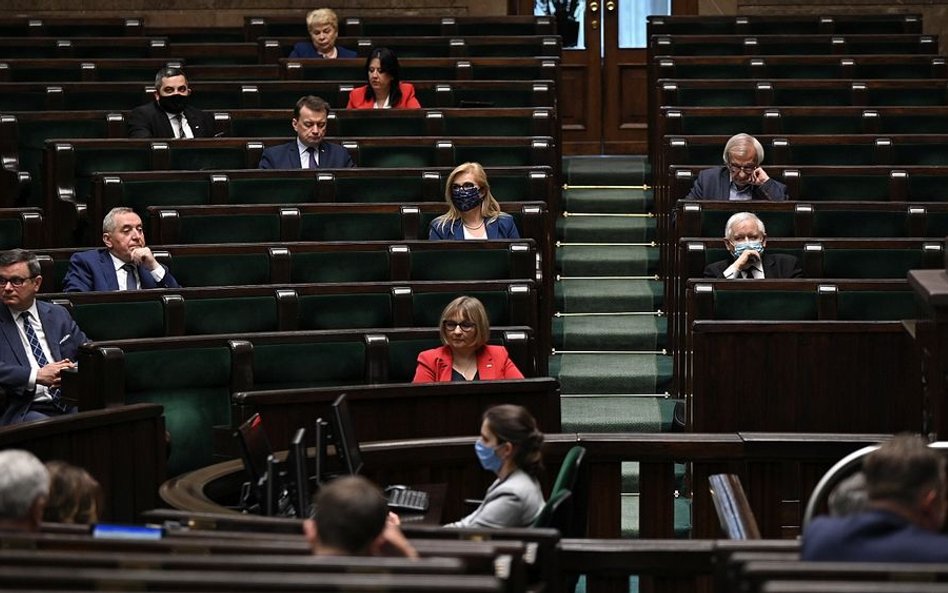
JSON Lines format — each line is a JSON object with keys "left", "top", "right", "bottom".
{"left": 388, "top": 337, "right": 442, "bottom": 382}
{"left": 678, "top": 89, "right": 756, "bottom": 107}
{"left": 910, "top": 176, "right": 948, "bottom": 201}
{"left": 253, "top": 340, "right": 365, "bottom": 390}
{"left": 455, "top": 146, "right": 531, "bottom": 167}
{"left": 838, "top": 291, "right": 919, "bottom": 321}
{"left": 358, "top": 146, "right": 436, "bottom": 168}
{"left": 170, "top": 146, "right": 246, "bottom": 170}
{"left": 871, "top": 89, "right": 944, "bottom": 107}
{"left": 882, "top": 116, "right": 948, "bottom": 134}
{"left": 299, "top": 213, "right": 402, "bottom": 241}
{"left": 801, "top": 175, "right": 891, "bottom": 200}
{"left": 412, "top": 291, "right": 509, "bottom": 326}
{"left": 334, "top": 176, "right": 426, "bottom": 202}
{"left": 0, "top": 219, "right": 23, "bottom": 249}
{"left": 444, "top": 117, "right": 535, "bottom": 136}
{"left": 230, "top": 178, "right": 314, "bottom": 204}
{"left": 713, "top": 291, "right": 818, "bottom": 320}
{"left": 185, "top": 296, "right": 279, "bottom": 334}
{"left": 169, "top": 253, "right": 272, "bottom": 287}
{"left": 895, "top": 145, "right": 948, "bottom": 166}
{"left": 697, "top": 211, "right": 794, "bottom": 238}
{"left": 230, "top": 119, "right": 291, "bottom": 137}
{"left": 177, "top": 214, "right": 281, "bottom": 244}
{"left": 552, "top": 445, "right": 586, "bottom": 497}
{"left": 411, "top": 249, "right": 511, "bottom": 281}
{"left": 298, "top": 294, "right": 393, "bottom": 329}
{"left": 335, "top": 117, "right": 427, "bottom": 137}
{"left": 822, "top": 249, "right": 924, "bottom": 278}
{"left": 291, "top": 252, "right": 390, "bottom": 283}
{"left": 124, "top": 179, "right": 211, "bottom": 215}
{"left": 812, "top": 211, "right": 907, "bottom": 237}
{"left": 124, "top": 346, "right": 232, "bottom": 476}
{"left": 72, "top": 301, "right": 165, "bottom": 340}
{"left": 781, "top": 115, "right": 864, "bottom": 134}
{"left": 679, "top": 115, "right": 762, "bottom": 136}
{"left": 791, "top": 144, "right": 874, "bottom": 166}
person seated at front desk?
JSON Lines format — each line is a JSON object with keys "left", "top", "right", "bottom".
{"left": 303, "top": 475, "right": 417, "bottom": 558}
{"left": 413, "top": 296, "right": 524, "bottom": 383}
{"left": 445, "top": 404, "right": 545, "bottom": 529}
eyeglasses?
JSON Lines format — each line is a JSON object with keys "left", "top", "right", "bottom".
{"left": 0, "top": 276, "right": 35, "bottom": 287}
{"left": 727, "top": 162, "right": 757, "bottom": 174}
{"left": 443, "top": 320, "right": 476, "bottom": 332}
{"left": 450, "top": 182, "right": 479, "bottom": 192}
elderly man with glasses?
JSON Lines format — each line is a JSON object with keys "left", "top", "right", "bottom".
{"left": 684, "top": 133, "right": 788, "bottom": 202}
{"left": 0, "top": 249, "right": 88, "bottom": 425}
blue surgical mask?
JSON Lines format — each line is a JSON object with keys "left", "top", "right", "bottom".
{"left": 732, "top": 240, "right": 764, "bottom": 259}
{"left": 475, "top": 440, "right": 503, "bottom": 474}
{"left": 451, "top": 185, "right": 483, "bottom": 212}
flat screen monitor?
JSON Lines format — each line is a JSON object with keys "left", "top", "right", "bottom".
{"left": 331, "top": 393, "right": 364, "bottom": 475}
{"left": 234, "top": 413, "right": 272, "bottom": 490}
{"left": 314, "top": 418, "right": 329, "bottom": 486}
{"left": 286, "top": 427, "right": 310, "bottom": 518}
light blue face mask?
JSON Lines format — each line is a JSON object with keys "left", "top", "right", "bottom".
{"left": 474, "top": 440, "right": 503, "bottom": 474}
{"left": 732, "top": 240, "right": 764, "bottom": 259}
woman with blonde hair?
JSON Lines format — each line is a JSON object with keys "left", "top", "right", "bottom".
{"left": 429, "top": 162, "right": 520, "bottom": 240}
{"left": 413, "top": 296, "right": 523, "bottom": 382}
{"left": 289, "top": 8, "right": 357, "bottom": 59}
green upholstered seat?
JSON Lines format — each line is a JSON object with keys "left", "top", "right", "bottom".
{"left": 299, "top": 213, "right": 404, "bottom": 241}
{"left": 333, "top": 175, "right": 428, "bottom": 203}
{"left": 298, "top": 294, "right": 394, "bottom": 329}
{"left": 184, "top": 296, "right": 279, "bottom": 334}
{"left": 0, "top": 219, "right": 24, "bottom": 249}
{"left": 252, "top": 340, "right": 366, "bottom": 391}
{"left": 229, "top": 178, "right": 315, "bottom": 204}
{"left": 387, "top": 337, "right": 442, "bottom": 382}
{"left": 811, "top": 211, "right": 908, "bottom": 237}
{"left": 72, "top": 301, "right": 166, "bottom": 341}
{"left": 713, "top": 291, "right": 818, "bottom": 321}
{"left": 358, "top": 146, "right": 437, "bottom": 169}
{"left": 822, "top": 249, "right": 930, "bottom": 278}
{"left": 411, "top": 249, "right": 513, "bottom": 281}
{"left": 909, "top": 176, "right": 948, "bottom": 201}
{"left": 799, "top": 174, "right": 892, "bottom": 200}
{"left": 291, "top": 252, "right": 390, "bottom": 283}
{"left": 176, "top": 213, "right": 281, "bottom": 244}
{"left": 123, "top": 346, "right": 233, "bottom": 476}
{"left": 168, "top": 253, "right": 272, "bottom": 287}
{"left": 123, "top": 179, "right": 211, "bottom": 215}
{"left": 838, "top": 291, "right": 920, "bottom": 321}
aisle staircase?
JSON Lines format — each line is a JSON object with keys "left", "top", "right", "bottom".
{"left": 550, "top": 155, "right": 684, "bottom": 537}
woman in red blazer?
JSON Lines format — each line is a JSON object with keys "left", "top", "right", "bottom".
{"left": 413, "top": 296, "right": 524, "bottom": 383}
{"left": 346, "top": 47, "right": 421, "bottom": 109}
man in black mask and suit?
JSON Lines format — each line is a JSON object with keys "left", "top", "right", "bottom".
{"left": 128, "top": 67, "right": 216, "bottom": 139}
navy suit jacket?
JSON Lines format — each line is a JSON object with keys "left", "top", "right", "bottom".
{"left": 685, "top": 166, "right": 789, "bottom": 201}
{"left": 802, "top": 510, "right": 948, "bottom": 562}
{"left": 428, "top": 214, "right": 520, "bottom": 240}
{"left": 0, "top": 301, "right": 88, "bottom": 426}
{"left": 258, "top": 140, "right": 355, "bottom": 169}
{"left": 288, "top": 42, "right": 357, "bottom": 59}
{"left": 703, "top": 252, "right": 802, "bottom": 279}
{"left": 127, "top": 101, "right": 216, "bottom": 139}
{"left": 62, "top": 248, "right": 180, "bottom": 292}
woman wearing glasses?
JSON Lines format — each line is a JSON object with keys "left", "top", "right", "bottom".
{"left": 413, "top": 296, "right": 524, "bottom": 382}
{"left": 428, "top": 162, "right": 520, "bottom": 240}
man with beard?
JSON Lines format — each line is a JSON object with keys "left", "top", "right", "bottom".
{"left": 128, "top": 67, "right": 216, "bottom": 139}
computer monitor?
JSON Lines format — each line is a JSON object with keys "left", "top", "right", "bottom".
{"left": 313, "top": 418, "right": 329, "bottom": 486}
{"left": 234, "top": 413, "right": 272, "bottom": 494}
{"left": 331, "top": 393, "right": 364, "bottom": 475}
{"left": 286, "top": 427, "right": 310, "bottom": 518}
{"left": 264, "top": 454, "right": 279, "bottom": 517}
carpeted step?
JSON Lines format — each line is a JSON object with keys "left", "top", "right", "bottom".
{"left": 555, "top": 279, "right": 664, "bottom": 313}
{"left": 560, "top": 395, "right": 674, "bottom": 432}
{"left": 556, "top": 245, "right": 658, "bottom": 276}
{"left": 553, "top": 315, "right": 667, "bottom": 351}
{"left": 564, "top": 155, "right": 650, "bottom": 185}
{"left": 556, "top": 215, "right": 655, "bottom": 243}
{"left": 562, "top": 188, "right": 653, "bottom": 214}
{"left": 550, "top": 354, "right": 674, "bottom": 395}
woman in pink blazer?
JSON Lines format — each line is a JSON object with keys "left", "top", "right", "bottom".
{"left": 347, "top": 47, "right": 421, "bottom": 109}
{"left": 413, "top": 296, "right": 523, "bottom": 383}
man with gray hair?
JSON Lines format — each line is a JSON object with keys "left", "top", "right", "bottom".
{"left": 128, "top": 66, "right": 215, "bottom": 138}
{"left": 803, "top": 434, "right": 948, "bottom": 562}
{"left": 0, "top": 450, "right": 49, "bottom": 531}
{"left": 703, "top": 211, "right": 801, "bottom": 279}
{"left": 62, "top": 207, "right": 180, "bottom": 292}
{"left": 684, "top": 132, "right": 788, "bottom": 201}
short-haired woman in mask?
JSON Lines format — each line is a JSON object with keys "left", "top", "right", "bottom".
{"left": 429, "top": 162, "right": 520, "bottom": 240}
{"left": 413, "top": 296, "right": 523, "bottom": 383}
{"left": 445, "top": 404, "right": 545, "bottom": 528}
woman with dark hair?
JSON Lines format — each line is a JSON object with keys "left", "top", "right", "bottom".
{"left": 445, "top": 404, "right": 545, "bottom": 528}
{"left": 413, "top": 296, "right": 523, "bottom": 383}
{"left": 429, "top": 162, "right": 520, "bottom": 240}
{"left": 347, "top": 47, "right": 421, "bottom": 109}
{"left": 43, "top": 461, "right": 102, "bottom": 524}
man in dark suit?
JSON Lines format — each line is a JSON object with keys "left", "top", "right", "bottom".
{"left": 685, "top": 133, "right": 788, "bottom": 202}
{"left": 0, "top": 250, "right": 88, "bottom": 426}
{"left": 259, "top": 95, "right": 354, "bottom": 169}
{"left": 802, "top": 434, "right": 948, "bottom": 562}
{"left": 703, "top": 211, "right": 801, "bottom": 279}
{"left": 128, "top": 67, "right": 216, "bottom": 139}
{"left": 62, "top": 207, "right": 180, "bottom": 292}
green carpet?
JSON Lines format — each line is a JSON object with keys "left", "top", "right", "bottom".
{"left": 560, "top": 396, "right": 670, "bottom": 432}
{"left": 621, "top": 494, "right": 692, "bottom": 538}
{"left": 549, "top": 354, "right": 673, "bottom": 394}
{"left": 564, "top": 155, "right": 650, "bottom": 185}
{"left": 556, "top": 216, "right": 656, "bottom": 243}
{"left": 556, "top": 245, "right": 657, "bottom": 276}
{"left": 553, "top": 315, "right": 667, "bottom": 350}
{"left": 555, "top": 279, "right": 664, "bottom": 313}
{"left": 563, "top": 188, "right": 653, "bottom": 213}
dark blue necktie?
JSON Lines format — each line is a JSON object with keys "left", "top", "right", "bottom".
{"left": 306, "top": 146, "right": 317, "bottom": 169}
{"left": 122, "top": 263, "right": 138, "bottom": 290}
{"left": 20, "top": 311, "right": 61, "bottom": 400}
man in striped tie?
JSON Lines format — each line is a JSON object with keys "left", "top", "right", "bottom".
{"left": 0, "top": 249, "right": 88, "bottom": 425}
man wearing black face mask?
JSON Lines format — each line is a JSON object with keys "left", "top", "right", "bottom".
{"left": 128, "top": 67, "right": 216, "bottom": 139}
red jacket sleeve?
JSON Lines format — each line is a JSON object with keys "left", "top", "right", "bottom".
{"left": 500, "top": 354, "right": 524, "bottom": 379}
{"left": 347, "top": 86, "right": 369, "bottom": 109}
{"left": 399, "top": 82, "right": 421, "bottom": 109}
{"left": 412, "top": 348, "right": 440, "bottom": 383}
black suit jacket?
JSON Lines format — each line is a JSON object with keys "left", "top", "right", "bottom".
{"left": 258, "top": 140, "right": 355, "bottom": 169}
{"left": 127, "top": 101, "right": 216, "bottom": 138}
{"left": 703, "top": 252, "right": 802, "bottom": 279}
